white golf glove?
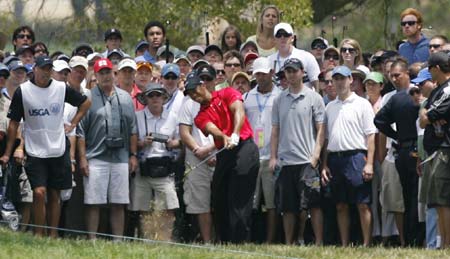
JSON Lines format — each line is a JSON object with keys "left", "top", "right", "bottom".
{"left": 230, "top": 133, "right": 240, "bottom": 146}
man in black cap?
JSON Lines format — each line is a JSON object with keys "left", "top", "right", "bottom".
{"left": 0, "top": 56, "right": 91, "bottom": 237}
{"left": 184, "top": 65, "right": 259, "bottom": 244}
{"left": 73, "top": 43, "right": 94, "bottom": 58}
{"left": 419, "top": 51, "right": 450, "bottom": 249}
{"left": 204, "top": 45, "right": 223, "bottom": 65}
{"left": 179, "top": 66, "right": 216, "bottom": 243}
{"left": 102, "top": 28, "right": 124, "bottom": 58}
{"left": 310, "top": 37, "right": 328, "bottom": 68}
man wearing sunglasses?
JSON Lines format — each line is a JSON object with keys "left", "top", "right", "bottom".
{"left": 161, "top": 63, "right": 184, "bottom": 116}
{"left": 268, "top": 23, "right": 320, "bottom": 91}
{"left": 11, "top": 25, "right": 35, "bottom": 52}
{"left": 428, "top": 35, "right": 448, "bottom": 55}
{"left": 398, "top": 8, "right": 429, "bottom": 65}
{"left": 310, "top": 37, "right": 329, "bottom": 69}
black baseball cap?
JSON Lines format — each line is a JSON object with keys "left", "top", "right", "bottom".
{"left": 35, "top": 56, "right": 53, "bottom": 68}
{"left": 282, "top": 58, "right": 304, "bottom": 71}
{"left": 183, "top": 72, "right": 203, "bottom": 95}
{"left": 195, "top": 64, "right": 216, "bottom": 80}
{"left": 104, "top": 28, "right": 122, "bottom": 41}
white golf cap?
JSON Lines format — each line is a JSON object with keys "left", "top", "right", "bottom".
{"left": 53, "top": 60, "right": 71, "bottom": 72}
{"left": 274, "top": 22, "right": 294, "bottom": 36}
{"left": 118, "top": 58, "right": 137, "bottom": 71}
{"left": 69, "top": 56, "right": 88, "bottom": 70}
{"left": 252, "top": 57, "right": 272, "bottom": 75}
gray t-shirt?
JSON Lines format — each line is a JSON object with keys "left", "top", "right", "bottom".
{"left": 272, "top": 86, "right": 325, "bottom": 165}
{"left": 77, "top": 86, "right": 137, "bottom": 163}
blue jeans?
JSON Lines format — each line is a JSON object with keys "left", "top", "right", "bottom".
{"left": 426, "top": 207, "right": 438, "bottom": 249}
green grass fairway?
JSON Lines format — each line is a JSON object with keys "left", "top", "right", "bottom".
{"left": 0, "top": 228, "right": 449, "bottom": 259}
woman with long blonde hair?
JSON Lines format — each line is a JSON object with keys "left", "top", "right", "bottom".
{"left": 246, "top": 5, "right": 280, "bottom": 57}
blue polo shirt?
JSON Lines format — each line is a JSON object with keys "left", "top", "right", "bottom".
{"left": 143, "top": 50, "right": 157, "bottom": 64}
{"left": 399, "top": 34, "right": 429, "bottom": 64}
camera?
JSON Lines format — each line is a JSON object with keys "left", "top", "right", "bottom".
{"left": 150, "top": 132, "right": 169, "bottom": 143}
{"left": 105, "top": 137, "right": 125, "bottom": 148}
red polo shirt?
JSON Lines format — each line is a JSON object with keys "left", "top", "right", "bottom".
{"left": 131, "top": 84, "right": 145, "bottom": 111}
{"left": 195, "top": 87, "right": 253, "bottom": 148}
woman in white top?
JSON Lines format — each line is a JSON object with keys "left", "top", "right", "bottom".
{"left": 246, "top": 5, "right": 280, "bottom": 57}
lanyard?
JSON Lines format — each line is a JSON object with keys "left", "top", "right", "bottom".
{"left": 98, "top": 87, "right": 123, "bottom": 135}
{"left": 255, "top": 90, "right": 270, "bottom": 114}
{"left": 165, "top": 90, "right": 178, "bottom": 112}
{"left": 276, "top": 50, "right": 292, "bottom": 72}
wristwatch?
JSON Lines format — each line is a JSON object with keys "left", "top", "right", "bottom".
{"left": 129, "top": 152, "right": 137, "bottom": 157}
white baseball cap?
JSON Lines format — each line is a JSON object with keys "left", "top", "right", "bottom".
{"left": 118, "top": 58, "right": 137, "bottom": 71}
{"left": 252, "top": 57, "right": 272, "bottom": 75}
{"left": 53, "top": 60, "right": 71, "bottom": 72}
{"left": 274, "top": 23, "right": 294, "bottom": 36}
{"left": 69, "top": 56, "right": 88, "bottom": 70}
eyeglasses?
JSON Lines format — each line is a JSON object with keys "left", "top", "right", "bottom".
{"left": 216, "top": 69, "right": 225, "bottom": 75}
{"left": 147, "top": 92, "right": 163, "bottom": 98}
{"left": 275, "top": 32, "right": 292, "bottom": 38}
{"left": 163, "top": 75, "right": 178, "bottom": 80}
{"left": 341, "top": 47, "right": 356, "bottom": 54}
{"left": 429, "top": 44, "right": 442, "bottom": 49}
{"left": 16, "top": 34, "right": 31, "bottom": 39}
{"left": 325, "top": 54, "right": 339, "bottom": 60}
{"left": 400, "top": 21, "right": 417, "bottom": 27}
{"left": 225, "top": 63, "right": 240, "bottom": 68}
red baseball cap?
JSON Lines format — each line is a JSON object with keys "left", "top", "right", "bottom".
{"left": 93, "top": 58, "right": 113, "bottom": 73}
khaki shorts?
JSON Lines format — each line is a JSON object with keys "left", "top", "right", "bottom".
{"left": 128, "top": 166, "right": 179, "bottom": 212}
{"left": 253, "top": 160, "right": 275, "bottom": 209}
{"left": 183, "top": 152, "right": 214, "bottom": 214}
{"left": 380, "top": 159, "right": 404, "bottom": 213}
{"left": 83, "top": 159, "right": 129, "bottom": 205}
{"left": 427, "top": 149, "right": 450, "bottom": 207}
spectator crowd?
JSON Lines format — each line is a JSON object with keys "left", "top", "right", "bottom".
{"left": 0, "top": 6, "right": 449, "bottom": 249}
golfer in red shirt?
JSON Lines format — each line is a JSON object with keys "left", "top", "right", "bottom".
{"left": 184, "top": 71, "right": 259, "bottom": 243}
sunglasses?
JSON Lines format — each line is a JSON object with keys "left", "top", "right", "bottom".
{"left": 429, "top": 44, "right": 442, "bottom": 49}
{"left": 225, "top": 63, "right": 240, "bottom": 68}
{"left": 312, "top": 44, "right": 327, "bottom": 50}
{"left": 0, "top": 73, "right": 9, "bottom": 78}
{"left": 401, "top": 21, "right": 417, "bottom": 27}
{"left": 341, "top": 47, "right": 356, "bottom": 54}
{"left": 163, "top": 75, "right": 178, "bottom": 80}
{"left": 216, "top": 69, "right": 225, "bottom": 75}
{"left": 418, "top": 80, "right": 430, "bottom": 87}
{"left": 17, "top": 34, "right": 31, "bottom": 39}
{"left": 320, "top": 79, "right": 333, "bottom": 85}
{"left": 147, "top": 92, "right": 163, "bottom": 98}
{"left": 325, "top": 54, "right": 339, "bottom": 60}
{"left": 275, "top": 32, "right": 292, "bottom": 38}
{"left": 428, "top": 65, "right": 435, "bottom": 70}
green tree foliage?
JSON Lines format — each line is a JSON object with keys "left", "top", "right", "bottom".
{"left": 101, "top": 0, "right": 314, "bottom": 50}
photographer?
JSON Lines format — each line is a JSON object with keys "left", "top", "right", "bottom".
{"left": 128, "top": 83, "right": 181, "bottom": 241}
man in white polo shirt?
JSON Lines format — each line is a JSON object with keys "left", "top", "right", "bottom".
{"left": 244, "top": 57, "right": 281, "bottom": 243}
{"left": 321, "top": 65, "right": 376, "bottom": 246}
{"left": 267, "top": 22, "right": 321, "bottom": 91}
{"left": 269, "top": 58, "right": 325, "bottom": 245}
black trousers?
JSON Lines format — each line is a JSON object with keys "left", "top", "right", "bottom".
{"left": 395, "top": 147, "right": 422, "bottom": 246}
{"left": 212, "top": 139, "right": 259, "bottom": 243}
